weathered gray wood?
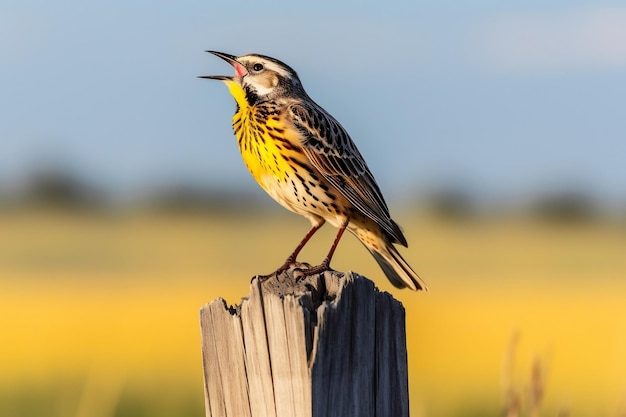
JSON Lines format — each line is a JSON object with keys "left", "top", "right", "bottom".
{"left": 199, "top": 266, "right": 409, "bottom": 417}
{"left": 200, "top": 299, "right": 251, "bottom": 417}
{"left": 240, "top": 282, "right": 277, "bottom": 417}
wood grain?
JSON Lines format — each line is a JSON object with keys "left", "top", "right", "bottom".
{"left": 199, "top": 267, "right": 409, "bottom": 417}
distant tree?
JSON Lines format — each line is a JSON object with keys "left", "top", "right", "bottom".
{"left": 141, "top": 184, "right": 270, "bottom": 214}
{"left": 22, "top": 168, "right": 105, "bottom": 210}
{"left": 421, "top": 186, "right": 476, "bottom": 221}
{"left": 530, "top": 191, "right": 598, "bottom": 224}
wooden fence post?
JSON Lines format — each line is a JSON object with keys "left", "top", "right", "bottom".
{"left": 199, "top": 266, "right": 409, "bottom": 417}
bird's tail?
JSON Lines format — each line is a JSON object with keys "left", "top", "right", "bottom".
{"left": 367, "top": 240, "right": 427, "bottom": 291}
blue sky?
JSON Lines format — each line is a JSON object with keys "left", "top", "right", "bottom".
{"left": 1, "top": 0, "right": 625, "bottom": 205}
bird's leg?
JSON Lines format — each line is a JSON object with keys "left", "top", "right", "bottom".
{"left": 300, "top": 219, "right": 348, "bottom": 276}
{"left": 281, "top": 222, "right": 324, "bottom": 268}
{"left": 256, "top": 222, "right": 324, "bottom": 282}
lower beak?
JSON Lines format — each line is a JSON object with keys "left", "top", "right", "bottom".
{"left": 198, "top": 74, "right": 231, "bottom": 80}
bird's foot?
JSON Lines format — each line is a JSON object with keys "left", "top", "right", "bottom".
{"left": 252, "top": 259, "right": 334, "bottom": 283}
{"left": 293, "top": 259, "right": 333, "bottom": 277}
{"left": 253, "top": 260, "right": 310, "bottom": 283}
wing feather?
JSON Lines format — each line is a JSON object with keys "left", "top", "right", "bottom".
{"left": 289, "top": 103, "right": 407, "bottom": 246}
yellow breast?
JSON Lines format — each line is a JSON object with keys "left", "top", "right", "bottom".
{"left": 224, "top": 81, "right": 296, "bottom": 191}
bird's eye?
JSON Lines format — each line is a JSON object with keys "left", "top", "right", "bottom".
{"left": 253, "top": 63, "right": 264, "bottom": 72}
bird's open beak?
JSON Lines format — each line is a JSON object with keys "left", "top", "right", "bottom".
{"left": 198, "top": 51, "right": 248, "bottom": 80}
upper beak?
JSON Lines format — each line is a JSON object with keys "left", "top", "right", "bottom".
{"left": 198, "top": 51, "right": 247, "bottom": 80}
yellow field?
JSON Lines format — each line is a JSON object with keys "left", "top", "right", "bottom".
{"left": 1, "top": 210, "right": 625, "bottom": 416}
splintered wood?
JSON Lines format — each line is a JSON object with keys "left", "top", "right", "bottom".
{"left": 199, "top": 268, "right": 409, "bottom": 417}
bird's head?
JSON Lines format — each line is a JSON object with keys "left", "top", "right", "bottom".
{"left": 200, "top": 51, "right": 305, "bottom": 107}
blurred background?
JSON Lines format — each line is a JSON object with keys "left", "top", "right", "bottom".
{"left": 1, "top": 0, "right": 626, "bottom": 416}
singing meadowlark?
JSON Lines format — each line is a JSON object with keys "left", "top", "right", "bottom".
{"left": 200, "top": 51, "right": 426, "bottom": 291}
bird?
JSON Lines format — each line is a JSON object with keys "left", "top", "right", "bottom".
{"left": 200, "top": 51, "right": 427, "bottom": 291}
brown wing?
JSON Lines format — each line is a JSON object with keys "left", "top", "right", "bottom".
{"left": 289, "top": 102, "right": 407, "bottom": 246}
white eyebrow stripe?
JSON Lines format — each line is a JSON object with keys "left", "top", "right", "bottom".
{"left": 240, "top": 57, "right": 292, "bottom": 78}
{"left": 266, "top": 62, "right": 290, "bottom": 78}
